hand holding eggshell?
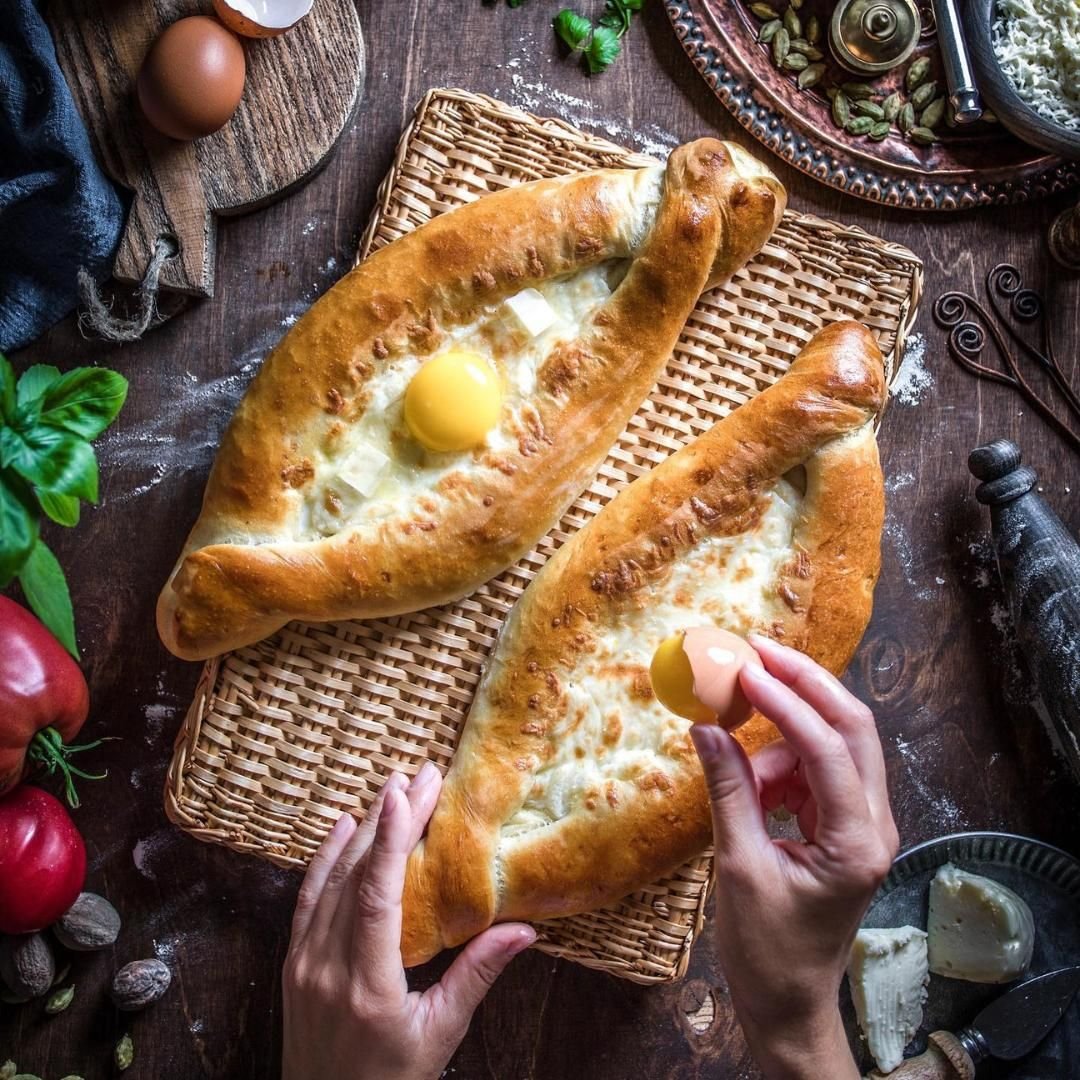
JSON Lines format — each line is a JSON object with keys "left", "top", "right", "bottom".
{"left": 650, "top": 627, "right": 762, "bottom": 730}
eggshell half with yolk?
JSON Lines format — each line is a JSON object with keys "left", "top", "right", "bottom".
{"left": 650, "top": 627, "right": 762, "bottom": 730}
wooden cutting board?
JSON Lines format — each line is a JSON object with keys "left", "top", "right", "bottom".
{"left": 46, "top": 0, "right": 364, "bottom": 298}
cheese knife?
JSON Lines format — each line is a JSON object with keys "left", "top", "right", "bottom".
{"left": 864, "top": 966, "right": 1080, "bottom": 1079}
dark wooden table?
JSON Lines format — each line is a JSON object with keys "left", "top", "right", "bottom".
{"left": 5, "top": 2, "right": 1080, "bottom": 1077}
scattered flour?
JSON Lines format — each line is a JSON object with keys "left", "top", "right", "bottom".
{"left": 893, "top": 728, "right": 969, "bottom": 831}
{"left": 505, "top": 71, "right": 679, "bottom": 159}
{"left": 133, "top": 829, "right": 179, "bottom": 881}
{"left": 891, "top": 332, "right": 933, "bottom": 406}
{"left": 885, "top": 471, "right": 915, "bottom": 493}
{"left": 143, "top": 702, "right": 177, "bottom": 746}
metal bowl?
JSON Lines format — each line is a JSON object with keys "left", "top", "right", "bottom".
{"left": 964, "top": 0, "right": 1080, "bottom": 160}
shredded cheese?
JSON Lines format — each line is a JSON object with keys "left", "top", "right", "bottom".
{"left": 993, "top": 0, "right": 1080, "bottom": 132}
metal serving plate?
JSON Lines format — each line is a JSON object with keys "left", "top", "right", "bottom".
{"left": 842, "top": 831, "right": 1080, "bottom": 1077}
{"left": 665, "top": 0, "right": 1080, "bottom": 209}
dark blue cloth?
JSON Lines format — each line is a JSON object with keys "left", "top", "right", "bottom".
{"left": 0, "top": 0, "right": 124, "bottom": 352}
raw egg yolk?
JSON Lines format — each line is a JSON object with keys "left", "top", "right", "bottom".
{"left": 649, "top": 633, "right": 716, "bottom": 724}
{"left": 404, "top": 350, "right": 502, "bottom": 452}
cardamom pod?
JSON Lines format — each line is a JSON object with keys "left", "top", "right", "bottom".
{"left": 805, "top": 14, "right": 820, "bottom": 43}
{"left": 910, "top": 126, "right": 938, "bottom": 145}
{"left": 790, "top": 0, "right": 803, "bottom": 8}
{"left": 783, "top": 6, "right": 802, "bottom": 38}
{"left": 832, "top": 91, "right": 852, "bottom": 127}
{"left": 841, "top": 81, "right": 876, "bottom": 101}
{"left": 906, "top": 56, "right": 931, "bottom": 91}
{"left": 797, "top": 62, "right": 826, "bottom": 89}
{"left": 899, "top": 102, "right": 916, "bottom": 133}
{"left": 45, "top": 985, "right": 74, "bottom": 1015}
{"left": 911, "top": 81, "right": 938, "bottom": 110}
{"left": 782, "top": 51, "right": 809, "bottom": 71}
{"left": 758, "top": 19, "right": 782, "bottom": 42}
{"left": 115, "top": 1035, "right": 134, "bottom": 1072}
{"left": 12, "top": 1074, "right": 43, "bottom": 1080}
{"left": 58, "top": 1076, "right": 85, "bottom": 1080}
{"left": 771, "top": 27, "right": 790, "bottom": 67}
{"left": 920, "top": 97, "right": 946, "bottom": 129}
{"left": 882, "top": 92, "right": 903, "bottom": 122}
{"left": 789, "top": 39, "right": 824, "bottom": 59}
{"left": 983, "top": 109, "right": 999, "bottom": 123}
{"left": 750, "top": 2, "right": 779, "bottom": 18}
{"left": 0, "top": 1063, "right": 15, "bottom": 1080}
{"left": 845, "top": 116, "right": 875, "bottom": 136}
{"left": 825, "top": 86, "right": 839, "bottom": 99}
{"left": 854, "top": 100, "right": 885, "bottom": 120}
{"left": 869, "top": 120, "right": 891, "bottom": 141}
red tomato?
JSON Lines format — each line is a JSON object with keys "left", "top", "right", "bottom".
{"left": 0, "top": 786, "right": 86, "bottom": 934}
{"left": 0, "top": 596, "right": 92, "bottom": 803}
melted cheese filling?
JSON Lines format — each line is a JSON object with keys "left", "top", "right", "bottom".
{"left": 502, "top": 477, "right": 802, "bottom": 836}
{"left": 298, "top": 263, "right": 626, "bottom": 539}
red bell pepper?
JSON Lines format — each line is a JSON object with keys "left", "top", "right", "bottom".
{"left": 0, "top": 595, "right": 101, "bottom": 807}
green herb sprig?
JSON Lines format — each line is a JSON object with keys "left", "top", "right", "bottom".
{"left": 554, "top": 0, "right": 642, "bottom": 74}
{"left": 0, "top": 355, "right": 128, "bottom": 658}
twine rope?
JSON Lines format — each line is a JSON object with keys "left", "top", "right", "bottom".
{"left": 77, "top": 235, "right": 177, "bottom": 342}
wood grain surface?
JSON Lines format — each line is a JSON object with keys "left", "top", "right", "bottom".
{"left": 46, "top": 0, "right": 364, "bottom": 296}
{"left": 4, "top": 2, "right": 1080, "bottom": 1077}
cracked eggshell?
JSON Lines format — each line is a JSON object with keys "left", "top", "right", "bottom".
{"left": 682, "top": 627, "right": 761, "bottom": 732}
{"left": 212, "top": 0, "right": 314, "bottom": 38}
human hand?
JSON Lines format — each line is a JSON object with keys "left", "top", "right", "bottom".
{"left": 690, "top": 634, "right": 898, "bottom": 1080}
{"left": 282, "top": 763, "right": 535, "bottom": 1080}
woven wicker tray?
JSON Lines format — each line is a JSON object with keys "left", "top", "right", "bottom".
{"left": 165, "top": 88, "right": 924, "bottom": 984}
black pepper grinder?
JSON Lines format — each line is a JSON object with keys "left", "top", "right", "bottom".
{"left": 969, "top": 439, "right": 1080, "bottom": 782}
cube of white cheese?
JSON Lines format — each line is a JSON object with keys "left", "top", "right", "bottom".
{"left": 335, "top": 441, "right": 391, "bottom": 498}
{"left": 927, "top": 864, "right": 1034, "bottom": 983}
{"left": 848, "top": 926, "right": 929, "bottom": 1075}
{"left": 504, "top": 288, "right": 558, "bottom": 338}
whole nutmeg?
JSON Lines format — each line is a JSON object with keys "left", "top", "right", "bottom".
{"left": 53, "top": 893, "right": 121, "bottom": 951}
{"left": 111, "top": 959, "right": 171, "bottom": 1012}
{"left": 0, "top": 932, "right": 56, "bottom": 998}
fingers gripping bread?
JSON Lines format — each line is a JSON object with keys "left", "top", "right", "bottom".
{"left": 401, "top": 321, "right": 888, "bottom": 965}
{"left": 157, "top": 139, "right": 786, "bottom": 659}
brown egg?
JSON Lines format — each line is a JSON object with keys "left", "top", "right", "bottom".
{"left": 136, "top": 16, "right": 246, "bottom": 141}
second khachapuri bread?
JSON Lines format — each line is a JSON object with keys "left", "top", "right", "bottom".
{"left": 157, "top": 139, "right": 786, "bottom": 659}
{"left": 400, "top": 321, "right": 888, "bottom": 965}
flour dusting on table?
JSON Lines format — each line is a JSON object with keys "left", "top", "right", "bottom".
{"left": 891, "top": 332, "right": 932, "bottom": 406}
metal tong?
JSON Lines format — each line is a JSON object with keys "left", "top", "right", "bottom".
{"left": 934, "top": 263, "right": 1080, "bottom": 455}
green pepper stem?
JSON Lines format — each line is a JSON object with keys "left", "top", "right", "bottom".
{"left": 27, "top": 727, "right": 116, "bottom": 809}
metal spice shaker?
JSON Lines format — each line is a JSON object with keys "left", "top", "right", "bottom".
{"left": 969, "top": 439, "right": 1080, "bottom": 782}
{"left": 830, "top": 0, "right": 921, "bottom": 75}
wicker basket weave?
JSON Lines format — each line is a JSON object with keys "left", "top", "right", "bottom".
{"left": 165, "top": 88, "right": 924, "bottom": 984}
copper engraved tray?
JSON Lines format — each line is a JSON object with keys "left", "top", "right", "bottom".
{"left": 666, "top": 0, "right": 1080, "bottom": 209}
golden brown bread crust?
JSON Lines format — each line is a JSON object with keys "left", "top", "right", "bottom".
{"left": 157, "top": 139, "right": 786, "bottom": 659}
{"left": 401, "top": 320, "right": 887, "bottom": 965}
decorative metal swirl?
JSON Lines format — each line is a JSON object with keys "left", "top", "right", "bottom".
{"left": 917, "top": 2, "right": 937, "bottom": 39}
{"left": 934, "top": 264, "right": 1080, "bottom": 454}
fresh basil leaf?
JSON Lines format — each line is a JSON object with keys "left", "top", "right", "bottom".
{"left": 38, "top": 490, "right": 81, "bottom": 527}
{"left": 39, "top": 367, "right": 128, "bottom": 441}
{"left": 0, "top": 354, "right": 14, "bottom": 423}
{"left": 18, "top": 538, "right": 78, "bottom": 659}
{"left": 620, "top": 0, "right": 643, "bottom": 11}
{"left": 554, "top": 9, "right": 592, "bottom": 51}
{"left": 0, "top": 475, "right": 38, "bottom": 588}
{"left": 2, "top": 425, "right": 99, "bottom": 503}
{"left": 586, "top": 24, "right": 621, "bottom": 71}
{"left": 599, "top": 0, "right": 630, "bottom": 34}
{"left": 16, "top": 364, "right": 62, "bottom": 406}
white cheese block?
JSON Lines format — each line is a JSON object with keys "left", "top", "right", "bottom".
{"left": 335, "top": 442, "right": 391, "bottom": 498}
{"left": 848, "top": 926, "right": 929, "bottom": 1075}
{"left": 503, "top": 287, "right": 558, "bottom": 337}
{"left": 927, "top": 863, "right": 1035, "bottom": 983}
